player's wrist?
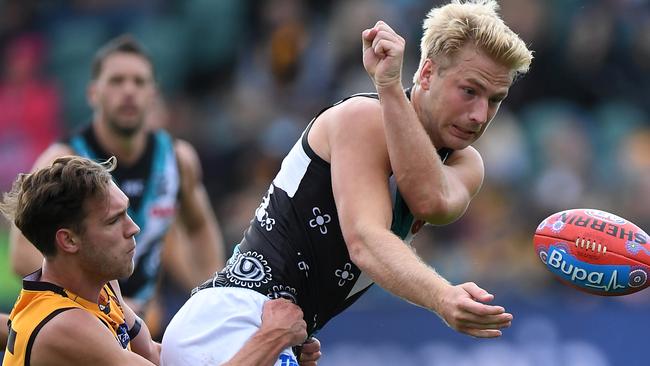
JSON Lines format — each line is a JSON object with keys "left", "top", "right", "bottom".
{"left": 255, "top": 327, "right": 296, "bottom": 351}
{"left": 375, "top": 79, "right": 404, "bottom": 94}
{"left": 429, "top": 277, "right": 453, "bottom": 313}
{"left": 127, "top": 317, "right": 142, "bottom": 340}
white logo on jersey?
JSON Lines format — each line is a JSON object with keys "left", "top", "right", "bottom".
{"left": 298, "top": 261, "right": 310, "bottom": 278}
{"left": 334, "top": 262, "right": 356, "bottom": 287}
{"left": 255, "top": 185, "right": 276, "bottom": 231}
{"left": 226, "top": 251, "right": 272, "bottom": 288}
{"left": 309, "top": 207, "right": 332, "bottom": 234}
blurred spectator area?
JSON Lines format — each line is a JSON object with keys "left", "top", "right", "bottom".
{"left": 0, "top": 0, "right": 649, "bottom": 309}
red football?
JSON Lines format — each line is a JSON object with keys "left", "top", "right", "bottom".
{"left": 534, "top": 208, "right": 650, "bottom": 295}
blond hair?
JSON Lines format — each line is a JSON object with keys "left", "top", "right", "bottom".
{"left": 414, "top": 0, "right": 533, "bottom": 84}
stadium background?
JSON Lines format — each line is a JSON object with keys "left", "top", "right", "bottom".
{"left": 0, "top": 0, "right": 649, "bottom": 364}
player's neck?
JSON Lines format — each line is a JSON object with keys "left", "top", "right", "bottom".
{"left": 93, "top": 120, "right": 147, "bottom": 166}
{"left": 410, "top": 84, "right": 442, "bottom": 148}
{"left": 40, "top": 260, "right": 105, "bottom": 305}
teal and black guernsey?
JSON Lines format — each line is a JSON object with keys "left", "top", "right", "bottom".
{"left": 196, "top": 90, "right": 452, "bottom": 335}
{"left": 67, "top": 125, "right": 180, "bottom": 303}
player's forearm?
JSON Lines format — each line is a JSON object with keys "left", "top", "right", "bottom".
{"left": 377, "top": 83, "right": 451, "bottom": 219}
{"left": 347, "top": 226, "right": 451, "bottom": 313}
{"left": 132, "top": 341, "right": 160, "bottom": 366}
{"left": 188, "top": 221, "right": 224, "bottom": 278}
{"left": 129, "top": 321, "right": 160, "bottom": 365}
{"left": 9, "top": 227, "right": 44, "bottom": 276}
{"left": 112, "top": 279, "right": 160, "bottom": 365}
{"left": 221, "top": 329, "right": 292, "bottom": 366}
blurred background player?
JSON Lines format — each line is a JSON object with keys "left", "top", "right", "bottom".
{"left": 8, "top": 35, "right": 225, "bottom": 322}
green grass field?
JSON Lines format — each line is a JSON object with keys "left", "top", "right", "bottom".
{"left": 0, "top": 228, "right": 21, "bottom": 312}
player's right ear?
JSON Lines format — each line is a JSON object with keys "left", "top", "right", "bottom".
{"left": 418, "top": 59, "right": 435, "bottom": 90}
{"left": 55, "top": 229, "right": 81, "bottom": 254}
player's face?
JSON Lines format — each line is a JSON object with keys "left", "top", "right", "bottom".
{"left": 90, "top": 53, "right": 155, "bottom": 137}
{"left": 77, "top": 181, "right": 140, "bottom": 281}
{"left": 418, "top": 44, "right": 512, "bottom": 150}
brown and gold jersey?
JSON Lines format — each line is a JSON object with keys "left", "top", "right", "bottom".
{"left": 2, "top": 270, "right": 131, "bottom": 366}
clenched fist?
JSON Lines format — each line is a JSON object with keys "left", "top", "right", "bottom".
{"left": 362, "top": 21, "right": 406, "bottom": 90}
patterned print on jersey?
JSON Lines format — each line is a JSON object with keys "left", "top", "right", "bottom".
{"left": 309, "top": 207, "right": 332, "bottom": 234}
{"left": 334, "top": 263, "right": 357, "bottom": 287}
{"left": 297, "top": 257, "right": 310, "bottom": 278}
{"left": 255, "top": 184, "right": 276, "bottom": 231}
{"left": 267, "top": 284, "right": 298, "bottom": 303}
{"left": 225, "top": 251, "right": 272, "bottom": 288}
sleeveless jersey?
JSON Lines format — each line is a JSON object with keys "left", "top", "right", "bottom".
{"left": 2, "top": 271, "right": 131, "bottom": 366}
{"left": 67, "top": 125, "right": 180, "bottom": 303}
{"left": 195, "top": 91, "right": 452, "bottom": 335}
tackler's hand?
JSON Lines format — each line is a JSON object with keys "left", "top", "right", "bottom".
{"left": 298, "top": 337, "right": 321, "bottom": 366}
{"left": 261, "top": 299, "right": 307, "bottom": 347}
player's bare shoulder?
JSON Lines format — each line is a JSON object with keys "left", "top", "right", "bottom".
{"left": 32, "top": 143, "right": 75, "bottom": 171}
{"left": 333, "top": 96, "right": 382, "bottom": 130}
{"left": 310, "top": 95, "right": 384, "bottom": 163}
{"left": 29, "top": 308, "right": 111, "bottom": 365}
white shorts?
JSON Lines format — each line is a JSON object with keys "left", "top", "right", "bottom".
{"left": 160, "top": 287, "right": 299, "bottom": 366}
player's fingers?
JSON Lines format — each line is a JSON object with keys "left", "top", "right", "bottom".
{"left": 459, "top": 317, "right": 512, "bottom": 329}
{"left": 299, "top": 351, "right": 322, "bottom": 362}
{"left": 460, "top": 282, "right": 494, "bottom": 303}
{"left": 374, "top": 39, "right": 401, "bottom": 58}
{"left": 362, "top": 28, "right": 378, "bottom": 50}
{"left": 375, "top": 29, "right": 402, "bottom": 44}
{"left": 298, "top": 337, "right": 321, "bottom": 365}
{"left": 374, "top": 22, "right": 406, "bottom": 47}
{"left": 374, "top": 20, "right": 398, "bottom": 36}
{"left": 459, "top": 297, "right": 506, "bottom": 316}
{"left": 455, "top": 313, "right": 512, "bottom": 328}
{"left": 371, "top": 30, "right": 404, "bottom": 54}
{"left": 374, "top": 39, "right": 388, "bottom": 58}
{"left": 300, "top": 337, "right": 320, "bottom": 353}
{"left": 458, "top": 327, "right": 504, "bottom": 338}
{"left": 455, "top": 302, "right": 512, "bottom": 323}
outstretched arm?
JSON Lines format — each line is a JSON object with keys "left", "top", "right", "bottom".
{"left": 327, "top": 106, "right": 510, "bottom": 338}
{"left": 362, "top": 21, "right": 484, "bottom": 225}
